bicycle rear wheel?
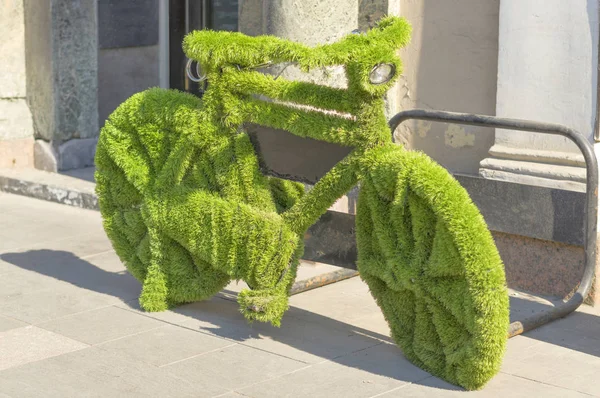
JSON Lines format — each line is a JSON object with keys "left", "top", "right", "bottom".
{"left": 356, "top": 144, "right": 508, "bottom": 390}
{"left": 95, "top": 88, "right": 304, "bottom": 316}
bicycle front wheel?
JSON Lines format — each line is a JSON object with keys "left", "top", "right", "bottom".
{"left": 355, "top": 144, "right": 508, "bottom": 390}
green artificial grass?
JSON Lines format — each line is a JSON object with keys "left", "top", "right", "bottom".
{"left": 95, "top": 16, "right": 508, "bottom": 390}
{"left": 355, "top": 144, "right": 509, "bottom": 390}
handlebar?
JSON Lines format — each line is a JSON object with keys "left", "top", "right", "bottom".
{"left": 183, "top": 16, "right": 411, "bottom": 70}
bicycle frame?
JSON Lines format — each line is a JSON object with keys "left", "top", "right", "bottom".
{"left": 216, "top": 69, "right": 370, "bottom": 235}
{"left": 180, "top": 19, "right": 411, "bottom": 236}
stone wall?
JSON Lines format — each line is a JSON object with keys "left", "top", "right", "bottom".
{"left": 0, "top": 0, "right": 34, "bottom": 168}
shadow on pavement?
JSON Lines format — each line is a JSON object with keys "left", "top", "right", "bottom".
{"left": 508, "top": 294, "right": 600, "bottom": 358}
{"left": 0, "top": 249, "right": 444, "bottom": 389}
{"left": 3, "top": 249, "right": 599, "bottom": 390}
{"left": 1, "top": 250, "right": 141, "bottom": 302}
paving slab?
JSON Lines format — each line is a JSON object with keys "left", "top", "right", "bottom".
{"left": 38, "top": 306, "right": 165, "bottom": 345}
{"left": 0, "top": 325, "right": 87, "bottom": 371}
{"left": 501, "top": 342, "right": 600, "bottom": 396}
{"left": 285, "top": 279, "right": 379, "bottom": 324}
{"left": 0, "top": 286, "right": 123, "bottom": 325}
{"left": 0, "top": 233, "right": 114, "bottom": 275}
{"left": 118, "top": 295, "right": 256, "bottom": 341}
{"left": 0, "top": 347, "right": 223, "bottom": 398}
{"left": 237, "top": 346, "right": 428, "bottom": 398}
{"left": 0, "top": 267, "right": 65, "bottom": 301}
{"left": 0, "top": 193, "right": 102, "bottom": 252}
{"left": 0, "top": 314, "right": 28, "bottom": 332}
{"left": 163, "top": 343, "right": 308, "bottom": 391}
{"left": 97, "top": 323, "right": 235, "bottom": 367}
{"left": 236, "top": 317, "right": 383, "bottom": 364}
{"left": 153, "top": 293, "right": 382, "bottom": 365}
{"left": 1, "top": 250, "right": 141, "bottom": 302}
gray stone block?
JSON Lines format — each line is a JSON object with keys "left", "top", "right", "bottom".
{"left": 57, "top": 138, "right": 97, "bottom": 171}
{"left": 239, "top": 0, "right": 264, "bottom": 36}
{"left": 24, "top": 0, "right": 98, "bottom": 142}
{"left": 53, "top": 0, "right": 98, "bottom": 140}
{"left": 359, "top": 0, "right": 390, "bottom": 31}
{"left": 33, "top": 138, "right": 97, "bottom": 172}
{"left": 264, "top": 0, "right": 358, "bottom": 47}
{"left": 0, "top": 167, "right": 98, "bottom": 210}
{"left": 33, "top": 140, "right": 58, "bottom": 173}
{"left": 455, "top": 174, "right": 585, "bottom": 246}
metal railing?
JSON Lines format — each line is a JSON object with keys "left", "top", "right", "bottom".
{"left": 389, "top": 109, "right": 598, "bottom": 337}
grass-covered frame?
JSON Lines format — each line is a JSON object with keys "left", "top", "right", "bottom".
{"left": 95, "top": 16, "right": 508, "bottom": 391}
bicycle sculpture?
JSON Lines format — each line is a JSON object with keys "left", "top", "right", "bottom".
{"left": 95, "top": 16, "right": 509, "bottom": 390}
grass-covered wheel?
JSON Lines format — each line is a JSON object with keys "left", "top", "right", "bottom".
{"left": 95, "top": 88, "right": 305, "bottom": 320}
{"left": 355, "top": 144, "right": 509, "bottom": 390}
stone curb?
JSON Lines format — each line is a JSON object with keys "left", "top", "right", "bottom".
{"left": 0, "top": 169, "right": 98, "bottom": 210}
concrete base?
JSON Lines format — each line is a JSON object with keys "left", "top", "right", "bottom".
{"left": 493, "top": 231, "right": 586, "bottom": 299}
{"left": 480, "top": 145, "right": 587, "bottom": 192}
{"left": 480, "top": 158, "right": 586, "bottom": 192}
{"left": 34, "top": 138, "right": 98, "bottom": 172}
{"left": 33, "top": 140, "right": 58, "bottom": 172}
{"left": 57, "top": 138, "right": 98, "bottom": 170}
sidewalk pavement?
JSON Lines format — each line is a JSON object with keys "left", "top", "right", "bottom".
{"left": 1, "top": 191, "right": 599, "bottom": 397}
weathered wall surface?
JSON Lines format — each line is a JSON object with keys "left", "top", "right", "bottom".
{"left": 0, "top": 0, "right": 34, "bottom": 168}
{"left": 395, "top": 0, "right": 500, "bottom": 175}
{"left": 0, "top": 0, "right": 27, "bottom": 100}
{"left": 495, "top": 0, "right": 598, "bottom": 150}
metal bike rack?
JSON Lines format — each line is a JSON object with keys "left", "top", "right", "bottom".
{"left": 389, "top": 109, "right": 599, "bottom": 337}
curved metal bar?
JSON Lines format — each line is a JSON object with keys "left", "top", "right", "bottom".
{"left": 185, "top": 58, "right": 207, "bottom": 83}
{"left": 389, "top": 109, "right": 598, "bottom": 337}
